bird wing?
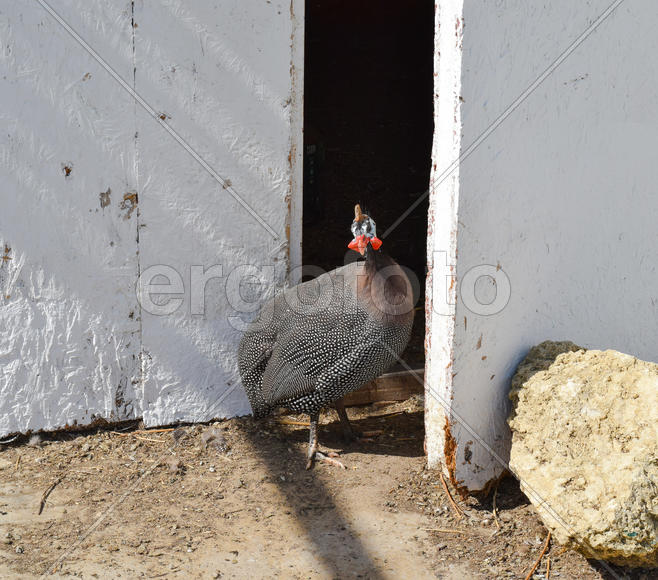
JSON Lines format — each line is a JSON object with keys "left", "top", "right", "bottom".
{"left": 261, "top": 320, "right": 350, "bottom": 406}
{"left": 261, "top": 276, "right": 368, "bottom": 406}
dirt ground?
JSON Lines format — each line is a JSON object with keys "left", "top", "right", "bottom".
{"left": 0, "top": 398, "right": 653, "bottom": 579}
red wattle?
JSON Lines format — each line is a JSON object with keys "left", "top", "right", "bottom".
{"left": 370, "top": 237, "right": 382, "bottom": 250}
{"left": 348, "top": 237, "right": 361, "bottom": 251}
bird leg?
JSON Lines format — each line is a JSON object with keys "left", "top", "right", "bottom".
{"left": 334, "top": 400, "right": 358, "bottom": 442}
{"left": 334, "top": 400, "right": 380, "bottom": 443}
{"left": 306, "top": 411, "right": 345, "bottom": 470}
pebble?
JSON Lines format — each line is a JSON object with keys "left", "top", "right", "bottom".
{"left": 165, "top": 458, "right": 184, "bottom": 473}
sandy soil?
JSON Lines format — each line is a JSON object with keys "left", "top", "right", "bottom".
{"left": 0, "top": 398, "right": 653, "bottom": 579}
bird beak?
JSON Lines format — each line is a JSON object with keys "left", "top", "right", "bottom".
{"left": 348, "top": 235, "right": 382, "bottom": 255}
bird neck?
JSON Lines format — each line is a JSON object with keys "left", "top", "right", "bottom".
{"left": 364, "top": 244, "right": 389, "bottom": 276}
{"left": 360, "top": 243, "right": 413, "bottom": 324}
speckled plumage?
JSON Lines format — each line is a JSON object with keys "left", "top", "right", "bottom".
{"left": 238, "top": 249, "right": 414, "bottom": 421}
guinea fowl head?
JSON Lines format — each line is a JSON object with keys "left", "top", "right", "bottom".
{"left": 348, "top": 204, "right": 383, "bottom": 255}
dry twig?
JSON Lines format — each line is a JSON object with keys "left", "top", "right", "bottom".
{"left": 492, "top": 480, "right": 501, "bottom": 529}
{"left": 524, "top": 531, "right": 551, "bottom": 580}
{"left": 133, "top": 436, "right": 166, "bottom": 443}
{"left": 546, "top": 555, "right": 551, "bottom": 579}
{"left": 373, "top": 410, "right": 405, "bottom": 419}
{"left": 113, "top": 428, "right": 176, "bottom": 437}
{"left": 38, "top": 477, "right": 62, "bottom": 515}
{"left": 276, "top": 419, "right": 310, "bottom": 427}
{"left": 425, "top": 527, "right": 477, "bottom": 536}
{"left": 438, "top": 471, "right": 464, "bottom": 519}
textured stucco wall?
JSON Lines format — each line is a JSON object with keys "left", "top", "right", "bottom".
{"left": 0, "top": 1, "right": 303, "bottom": 436}
{"left": 426, "top": 0, "right": 658, "bottom": 491}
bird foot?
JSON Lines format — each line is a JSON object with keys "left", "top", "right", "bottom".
{"left": 306, "top": 450, "right": 346, "bottom": 470}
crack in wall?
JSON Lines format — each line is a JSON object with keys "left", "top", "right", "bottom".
{"left": 131, "top": 0, "right": 145, "bottom": 415}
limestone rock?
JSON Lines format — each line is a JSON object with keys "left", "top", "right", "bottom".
{"left": 509, "top": 341, "right": 658, "bottom": 567}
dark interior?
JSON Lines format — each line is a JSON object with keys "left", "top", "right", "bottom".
{"left": 303, "top": 1, "right": 434, "bottom": 368}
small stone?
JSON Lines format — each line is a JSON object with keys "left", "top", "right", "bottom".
{"left": 15, "top": 546, "right": 23, "bottom": 554}
{"left": 163, "top": 457, "right": 184, "bottom": 473}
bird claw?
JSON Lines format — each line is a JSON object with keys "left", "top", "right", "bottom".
{"left": 306, "top": 450, "right": 346, "bottom": 470}
{"left": 316, "top": 451, "right": 346, "bottom": 469}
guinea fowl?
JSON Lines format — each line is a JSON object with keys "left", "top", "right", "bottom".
{"left": 238, "top": 204, "right": 414, "bottom": 468}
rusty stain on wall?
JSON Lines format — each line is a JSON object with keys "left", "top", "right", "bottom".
{"left": 1, "top": 245, "right": 12, "bottom": 267}
{"left": 463, "top": 440, "right": 473, "bottom": 464}
{"left": 443, "top": 416, "right": 468, "bottom": 499}
{"left": 120, "top": 192, "right": 138, "bottom": 220}
{"left": 99, "top": 188, "right": 111, "bottom": 209}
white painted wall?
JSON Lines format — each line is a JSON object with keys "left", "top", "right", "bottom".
{"left": 0, "top": 1, "right": 303, "bottom": 436}
{"left": 427, "top": 0, "right": 658, "bottom": 492}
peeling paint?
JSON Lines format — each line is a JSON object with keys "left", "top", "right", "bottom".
{"left": 442, "top": 416, "right": 468, "bottom": 499}
{"left": 119, "top": 192, "right": 138, "bottom": 220}
{"left": 1, "top": 245, "right": 11, "bottom": 266}
{"left": 463, "top": 441, "right": 472, "bottom": 464}
{"left": 99, "top": 187, "right": 111, "bottom": 209}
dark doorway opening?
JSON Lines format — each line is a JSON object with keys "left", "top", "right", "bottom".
{"left": 303, "top": 1, "right": 434, "bottom": 368}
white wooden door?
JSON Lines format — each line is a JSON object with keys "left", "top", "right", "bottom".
{"left": 0, "top": 0, "right": 303, "bottom": 436}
